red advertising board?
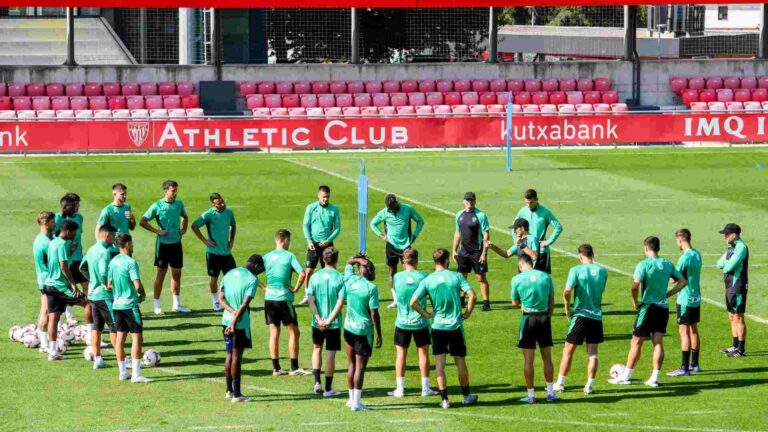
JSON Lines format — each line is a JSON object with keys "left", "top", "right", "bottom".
{"left": 0, "top": 114, "right": 765, "bottom": 153}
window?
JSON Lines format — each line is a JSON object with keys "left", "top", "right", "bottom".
{"left": 718, "top": 6, "right": 728, "bottom": 21}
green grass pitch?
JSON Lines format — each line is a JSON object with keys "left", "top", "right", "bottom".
{"left": 1, "top": 147, "right": 767, "bottom": 432}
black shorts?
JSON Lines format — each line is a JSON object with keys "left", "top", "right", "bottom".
{"left": 69, "top": 260, "right": 88, "bottom": 284}
{"left": 114, "top": 306, "right": 143, "bottom": 334}
{"left": 305, "top": 242, "right": 334, "bottom": 269}
{"left": 207, "top": 253, "right": 236, "bottom": 278}
{"left": 223, "top": 327, "right": 252, "bottom": 351}
{"left": 344, "top": 330, "right": 373, "bottom": 357}
{"left": 518, "top": 313, "right": 553, "bottom": 349}
{"left": 89, "top": 299, "right": 116, "bottom": 333}
{"left": 432, "top": 328, "right": 467, "bottom": 357}
{"left": 385, "top": 243, "right": 406, "bottom": 267}
{"left": 676, "top": 304, "right": 701, "bottom": 325}
{"left": 456, "top": 251, "right": 488, "bottom": 275}
{"left": 394, "top": 326, "right": 431, "bottom": 348}
{"left": 726, "top": 288, "right": 747, "bottom": 314}
{"left": 534, "top": 251, "right": 551, "bottom": 274}
{"left": 155, "top": 241, "right": 183, "bottom": 269}
{"left": 633, "top": 304, "right": 669, "bottom": 338}
{"left": 43, "top": 285, "right": 85, "bottom": 314}
{"left": 312, "top": 327, "right": 341, "bottom": 351}
{"left": 264, "top": 300, "right": 299, "bottom": 327}
{"left": 565, "top": 316, "right": 603, "bottom": 345}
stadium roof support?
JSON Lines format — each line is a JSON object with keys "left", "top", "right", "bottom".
{"left": 64, "top": 7, "right": 76, "bottom": 66}
{"left": 488, "top": 7, "right": 498, "bottom": 63}
{"left": 761, "top": 4, "right": 768, "bottom": 59}
{"left": 351, "top": 8, "right": 360, "bottom": 64}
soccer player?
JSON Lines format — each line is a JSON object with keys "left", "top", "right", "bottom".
{"left": 80, "top": 225, "right": 118, "bottom": 369}
{"left": 511, "top": 254, "right": 557, "bottom": 403}
{"left": 486, "top": 218, "right": 539, "bottom": 267}
{"left": 610, "top": 236, "right": 687, "bottom": 387}
{"left": 219, "top": 254, "right": 265, "bottom": 403}
{"left": 667, "top": 229, "right": 703, "bottom": 376}
{"left": 108, "top": 233, "right": 151, "bottom": 383}
{"left": 300, "top": 185, "right": 341, "bottom": 305}
{"left": 554, "top": 244, "right": 607, "bottom": 395}
{"left": 140, "top": 180, "right": 189, "bottom": 314}
{"left": 388, "top": 249, "right": 438, "bottom": 398}
{"left": 191, "top": 193, "right": 237, "bottom": 312}
{"left": 325, "top": 254, "right": 382, "bottom": 411}
{"left": 95, "top": 183, "right": 135, "bottom": 257}
{"left": 370, "top": 194, "right": 425, "bottom": 309}
{"left": 716, "top": 223, "right": 749, "bottom": 357}
{"left": 515, "top": 189, "right": 562, "bottom": 274}
{"left": 411, "top": 248, "right": 478, "bottom": 409}
{"left": 306, "top": 247, "right": 344, "bottom": 397}
{"left": 33, "top": 211, "right": 55, "bottom": 353}
{"left": 42, "top": 220, "right": 88, "bottom": 361}
{"left": 55, "top": 193, "right": 88, "bottom": 324}
{"left": 263, "top": 229, "right": 309, "bottom": 376}
{"left": 452, "top": 192, "right": 492, "bottom": 312}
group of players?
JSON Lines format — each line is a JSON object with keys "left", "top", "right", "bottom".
{"left": 30, "top": 181, "right": 751, "bottom": 410}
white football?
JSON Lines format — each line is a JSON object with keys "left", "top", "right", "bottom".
{"left": 12, "top": 327, "right": 27, "bottom": 342}
{"left": 83, "top": 346, "right": 95, "bottom": 361}
{"left": 22, "top": 333, "right": 40, "bottom": 348}
{"left": 82, "top": 332, "right": 93, "bottom": 346}
{"left": 23, "top": 323, "right": 36, "bottom": 333}
{"left": 58, "top": 328, "right": 75, "bottom": 343}
{"left": 56, "top": 339, "right": 68, "bottom": 353}
{"left": 142, "top": 349, "right": 160, "bottom": 367}
{"left": 73, "top": 325, "right": 86, "bottom": 341}
{"left": 610, "top": 364, "right": 625, "bottom": 379}
{"left": 9, "top": 326, "right": 21, "bottom": 341}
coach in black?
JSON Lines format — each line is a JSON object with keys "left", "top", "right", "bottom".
{"left": 452, "top": 192, "right": 492, "bottom": 311}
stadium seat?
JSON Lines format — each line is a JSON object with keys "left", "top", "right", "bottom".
{"left": 36, "top": 110, "right": 55, "bottom": 119}
{"left": 594, "top": 78, "right": 612, "bottom": 92}
{"left": 450, "top": 105, "right": 470, "bottom": 114}
{"left": 584, "top": 91, "right": 601, "bottom": 105}
{"left": 323, "top": 107, "right": 342, "bottom": 116}
{"left": 89, "top": 96, "right": 107, "bottom": 110}
{"left": 601, "top": 90, "right": 619, "bottom": 104}
{"left": 681, "top": 90, "right": 698, "bottom": 106}
{"left": 415, "top": 105, "right": 434, "bottom": 115}
{"left": 17, "top": 110, "right": 36, "bottom": 119}
{"left": 469, "top": 104, "right": 487, "bottom": 114}
{"left": 522, "top": 104, "right": 540, "bottom": 113}
{"left": 365, "top": 81, "right": 383, "bottom": 94}
{"left": 55, "top": 110, "right": 75, "bottom": 119}
{"left": 64, "top": 83, "right": 84, "bottom": 97}
{"left": 495, "top": 92, "right": 510, "bottom": 105}
{"left": 299, "top": 94, "right": 317, "bottom": 108}
{"left": 418, "top": 80, "right": 436, "bottom": 93}
{"left": 288, "top": 107, "right": 307, "bottom": 116}
{"left": 559, "top": 79, "right": 577, "bottom": 92}
{"left": 479, "top": 92, "right": 497, "bottom": 105}
{"left": 240, "top": 82, "right": 257, "bottom": 96}
{"left": 471, "top": 80, "right": 490, "bottom": 93}
{"left": 611, "top": 103, "right": 629, "bottom": 113}
{"left": 757, "top": 76, "right": 768, "bottom": 90}
{"left": 716, "top": 89, "right": 734, "bottom": 103}
{"left": 436, "top": 80, "right": 453, "bottom": 92}
{"left": 276, "top": 81, "right": 294, "bottom": 95}
{"left": 360, "top": 107, "right": 378, "bottom": 116}
{"left": 546, "top": 91, "right": 564, "bottom": 106}
{"left": 32, "top": 97, "right": 51, "bottom": 111}
{"left": 558, "top": 104, "right": 576, "bottom": 113}
{"left": 408, "top": 93, "right": 426, "bottom": 106}
{"left": 687, "top": 77, "right": 705, "bottom": 91}
{"left": 690, "top": 102, "right": 708, "bottom": 111}
{"left": 426, "top": 92, "right": 443, "bottom": 105}
{"left": 762, "top": 101, "right": 768, "bottom": 111}
{"left": 0, "top": 97, "right": 11, "bottom": 110}
{"left": 264, "top": 94, "right": 282, "bottom": 108}
{"left": 0, "top": 83, "right": 6, "bottom": 97}
{"left": 8, "top": 83, "right": 26, "bottom": 97}
{"left": 354, "top": 93, "right": 372, "bottom": 107}
{"left": 433, "top": 105, "right": 451, "bottom": 114}
{"left": 577, "top": 79, "right": 594, "bottom": 92}
{"left": 511, "top": 104, "right": 523, "bottom": 114}
{"left": 318, "top": 94, "right": 335, "bottom": 108}
{"left": 293, "top": 81, "right": 311, "bottom": 95}
{"left": 145, "top": 96, "right": 163, "bottom": 110}
{"left": 699, "top": 89, "right": 716, "bottom": 103}
{"left": 163, "top": 95, "right": 182, "bottom": 109}
{"left": 453, "top": 80, "right": 471, "bottom": 93}
{"left": 669, "top": 77, "right": 688, "bottom": 94}
{"left": 177, "top": 81, "right": 195, "bottom": 96}
{"left": 377, "top": 106, "right": 396, "bottom": 116}
{"left": 140, "top": 82, "right": 158, "bottom": 96}
{"left": 726, "top": 102, "right": 745, "bottom": 111}
{"left": 101, "top": 83, "right": 121, "bottom": 97}
{"left": 706, "top": 77, "right": 723, "bottom": 90}
{"left": 531, "top": 92, "right": 548, "bottom": 105}
{"left": 121, "top": 82, "right": 139, "bottom": 96}
{"left": 75, "top": 110, "right": 94, "bottom": 119}
{"left": 12, "top": 97, "right": 31, "bottom": 110}
{"left": 93, "top": 110, "right": 113, "bottom": 119}
{"left": 335, "top": 94, "right": 353, "bottom": 108}
{"left": 311, "top": 81, "right": 330, "bottom": 94}
{"left": 307, "top": 107, "right": 325, "bottom": 117}
{"left": 489, "top": 79, "right": 507, "bottom": 93}
{"left": 186, "top": 108, "right": 204, "bottom": 118}
{"left": 150, "top": 109, "right": 168, "bottom": 118}
{"left": 723, "top": 77, "right": 740, "bottom": 90}
{"left": 443, "top": 92, "right": 461, "bottom": 105}
{"left": 168, "top": 109, "right": 187, "bottom": 118}
{"left": 401, "top": 80, "right": 419, "bottom": 93}
{"left": 461, "top": 92, "right": 479, "bottom": 105}
{"left": 708, "top": 102, "right": 726, "bottom": 112}
{"left": 734, "top": 89, "right": 751, "bottom": 103}
{"left": 372, "top": 93, "right": 390, "bottom": 107}
{"left": 259, "top": 82, "right": 276, "bottom": 94}
{"left": 744, "top": 101, "right": 762, "bottom": 111}
{"left": 566, "top": 91, "right": 584, "bottom": 104}
{"left": 0, "top": 110, "right": 15, "bottom": 119}
{"left": 247, "top": 95, "right": 265, "bottom": 109}
{"left": 507, "top": 79, "right": 524, "bottom": 92}
{"left": 347, "top": 81, "right": 365, "bottom": 94}
{"left": 524, "top": 79, "right": 541, "bottom": 93}
{"left": 126, "top": 96, "right": 145, "bottom": 110}
{"left": 342, "top": 107, "right": 361, "bottom": 116}
{"left": 27, "top": 83, "right": 46, "bottom": 97}
{"left": 540, "top": 104, "right": 558, "bottom": 114}
{"left": 282, "top": 94, "right": 300, "bottom": 108}
{"left": 752, "top": 88, "right": 768, "bottom": 102}
{"left": 329, "top": 82, "right": 347, "bottom": 94}
{"left": 740, "top": 77, "right": 757, "bottom": 90}
{"left": 251, "top": 108, "right": 270, "bottom": 117}
{"left": 383, "top": 80, "right": 400, "bottom": 93}
{"left": 111, "top": 109, "right": 130, "bottom": 118}
{"left": 269, "top": 108, "right": 288, "bottom": 116}
{"left": 181, "top": 95, "right": 199, "bottom": 109}
{"left": 396, "top": 106, "right": 417, "bottom": 115}
{"left": 158, "top": 82, "right": 177, "bottom": 96}
{"left": 541, "top": 79, "right": 559, "bottom": 92}
{"left": 514, "top": 92, "right": 531, "bottom": 105}
{"left": 487, "top": 104, "right": 505, "bottom": 113}
{"left": 390, "top": 93, "right": 408, "bottom": 107}
{"left": 593, "top": 103, "right": 611, "bottom": 113}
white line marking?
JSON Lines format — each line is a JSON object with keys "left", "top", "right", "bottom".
{"left": 591, "top": 413, "right": 630, "bottom": 417}
{"left": 285, "top": 158, "right": 768, "bottom": 325}
{"left": 156, "top": 367, "right": 297, "bottom": 396}
{"left": 388, "top": 418, "right": 440, "bottom": 423}
{"left": 679, "top": 410, "right": 724, "bottom": 415}
{"left": 300, "top": 422, "right": 347, "bottom": 426}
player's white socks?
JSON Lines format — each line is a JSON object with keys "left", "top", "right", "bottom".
{"left": 352, "top": 389, "right": 362, "bottom": 407}
{"left": 556, "top": 375, "right": 566, "bottom": 386}
{"left": 586, "top": 378, "right": 595, "bottom": 387}
{"left": 649, "top": 369, "right": 660, "bottom": 383}
{"left": 48, "top": 341, "right": 57, "bottom": 354}
{"left": 421, "top": 376, "right": 430, "bottom": 391}
{"left": 154, "top": 299, "right": 161, "bottom": 310}
{"left": 396, "top": 377, "right": 405, "bottom": 392}
{"left": 546, "top": 382, "right": 554, "bottom": 396}
{"left": 211, "top": 293, "right": 218, "bottom": 304}
{"left": 527, "top": 388, "right": 535, "bottom": 398}
{"left": 118, "top": 359, "right": 127, "bottom": 375}
{"left": 38, "top": 330, "right": 49, "bottom": 347}
{"left": 94, "top": 355, "right": 102, "bottom": 363}
{"left": 348, "top": 389, "right": 353, "bottom": 403}
{"left": 621, "top": 367, "right": 634, "bottom": 381}
{"left": 172, "top": 294, "right": 181, "bottom": 308}
{"left": 132, "top": 359, "right": 142, "bottom": 377}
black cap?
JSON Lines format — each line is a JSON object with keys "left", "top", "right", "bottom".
{"left": 719, "top": 223, "right": 741, "bottom": 235}
{"left": 464, "top": 192, "right": 476, "bottom": 201}
{"left": 509, "top": 218, "right": 529, "bottom": 230}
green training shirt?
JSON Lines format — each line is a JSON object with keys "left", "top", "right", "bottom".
{"left": 413, "top": 269, "right": 471, "bottom": 331}
{"left": 515, "top": 205, "right": 563, "bottom": 254}
{"left": 307, "top": 267, "right": 345, "bottom": 329}
{"left": 33, "top": 232, "right": 53, "bottom": 290}
{"left": 370, "top": 203, "right": 425, "bottom": 250}
{"left": 633, "top": 257, "right": 682, "bottom": 308}
{"left": 43, "top": 236, "right": 71, "bottom": 292}
{"left": 193, "top": 207, "right": 235, "bottom": 256}
{"left": 143, "top": 199, "right": 188, "bottom": 245}
{"left": 264, "top": 249, "right": 303, "bottom": 302}
{"left": 108, "top": 254, "right": 141, "bottom": 310}
{"left": 55, "top": 212, "right": 84, "bottom": 261}
{"left": 511, "top": 269, "right": 554, "bottom": 313}
{"left": 676, "top": 249, "right": 702, "bottom": 307}
{"left": 566, "top": 263, "right": 607, "bottom": 320}
{"left": 97, "top": 203, "right": 133, "bottom": 234}
{"left": 81, "top": 241, "right": 112, "bottom": 302}
{"left": 507, "top": 234, "right": 540, "bottom": 267}
{"left": 302, "top": 202, "right": 341, "bottom": 244}
{"left": 220, "top": 267, "right": 258, "bottom": 335}
{"left": 393, "top": 270, "right": 429, "bottom": 330}
{"left": 341, "top": 264, "right": 380, "bottom": 336}
{"left": 717, "top": 238, "right": 749, "bottom": 288}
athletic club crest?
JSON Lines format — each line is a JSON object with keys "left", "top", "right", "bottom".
{"left": 127, "top": 121, "right": 149, "bottom": 147}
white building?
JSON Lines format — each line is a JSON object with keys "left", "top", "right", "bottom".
{"left": 704, "top": 4, "right": 761, "bottom": 31}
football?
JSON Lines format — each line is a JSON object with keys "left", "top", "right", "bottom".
{"left": 22, "top": 333, "right": 40, "bottom": 348}
{"left": 58, "top": 328, "right": 75, "bottom": 345}
{"left": 12, "top": 327, "right": 27, "bottom": 342}
{"left": 9, "top": 326, "right": 21, "bottom": 341}
{"left": 83, "top": 346, "right": 95, "bottom": 361}
{"left": 56, "top": 339, "right": 68, "bottom": 354}
{"left": 610, "top": 364, "right": 625, "bottom": 379}
{"left": 142, "top": 349, "right": 161, "bottom": 367}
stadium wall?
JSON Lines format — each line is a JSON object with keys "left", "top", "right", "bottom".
{"left": 1, "top": 59, "right": 767, "bottom": 106}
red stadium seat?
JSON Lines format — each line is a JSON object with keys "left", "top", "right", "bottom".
{"left": 354, "top": 93, "right": 372, "bottom": 107}
{"left": 312, "top": 81, "right": 330, "bottom": 94}
{"left": 436, "top": 80, "right": 453, "bottom": 92}
{"left": 342, "top": 107, "right": 361, "bottom": 116}
{"left": 541, "top": 79, "right": 558, "bottom": 92}
{"left": 8, "top": 83, "right": 26, "bottom": 97}
{"left": 740, "top": 77, "right": 757, "bottom": 90}
{"left": 699, "top": 89, "right": 716, "bottom": 103}
{"left": 270, "top": 108, "right": 288, "bottom": 116}
{"left": 601, "top": 90, "right": 619, "bottom": 105}
{"left": 70, "top": 96, "right": 88, "bottom": 110}
{"left": 264, "top": 94, "right": 282, "bottom": 108}
{"left": 593, "top": 103, "right": 611, "bottom": 113}
{"left": 186, "top": 108, "right": 204, "bottom": 118}
{"left": 293, "top": 81, "right": 311, "bottom": 94}
{"left": 759, "top": 77, "right": 768, "bottom": 89}
{"left": 584, "top": 91, "right": 601, "bottom": 104}
{"left": 360, "top": 107, "right": 378, "bottom": 116}
{"left": 511, "top": 104, "right": 523, "bottom": 114}
{"left": 318, "top": 94, "right": 335, "bottom": 108}
{"left": 752, "top": 88, "right": 768, "bottom": 102}
{"left": 507, "top": 79, "right": 524, "bottom": 92}
{"left": 744, "top": 101, "right": 762, "bottom": 110}
{"left": 306, "top": 107, "right": 325, "bottom": 117}
{"left": 27, "top": 83, "right": 46, "bottom": 97}
{"left": 450, "top": 105, "right": 470, "bottom": 114}
{"left": 418, "top": 80, "right": 436, "bottom": 93}
{"left": 107, "top": 96, "right": 126, "bottom": 110}
{"left": 0, "top": 97, "right": 10, "bottom": 110}
{"left": 323, "top": 107, "right": 342, "bottom": 116}
{"left": 426, "top": 92, "right": 443, "bottom": 105}
{"left": 706, "top": 77, "right": 723, "bottom": 90}
{"left": 524, "top": 79, "right": 541, "bottom": 93}
{"left": 531, "top": 92, "right": 548, "bottom": 105}
{"left": 577, "top": 78, "right": 593, "bottom": 92}
{"left": 83, "top": 83, "right": 102, "bottom": 97}
{"left": 723, "top": 77, "right": 740, "bottom": 90}
{"left": 37, "top": 110, "right": 56, "bottom": 119}
{"left": 347, "top": 81, "right": 365, "bottom": 94}
{"left": 158, "top": 82, "right": 177, "bottom": 96}
{"left": 401, "top": 80, "right": 419, "bottom": 93}
{"left": 479, "top": 92, "right": 497, "bottom": 105}
{"left": 75, "top": 110, "right": 94, "bottom": 119}
{"left": 65, "top": 83, "right": 83, "bottom": 97}
{"left": 145, "top": 96, "right": 163, "bottom": 109}
{"left": 111, "top": 109, "right": 130, "bottom": 118}
{"left": 681, "top": 90, "right": 698, "bottom": 106}
{"left": 669, "top": 77, "right": 687, "bottom": 94}
{"left": 330, "top": 81, "right": 347, "bottom": 94}
{"left": 523, "top": 104, "right": 541, "bottom": 114}
{"left": 540, "top": 104, "right": 558, "bottom": 114}
{"left": 247, "top": 95, "right": 265, "bottom": 109}
{"left": 489, "top": 79, "right": 507, "bottom": 92}
{"left": 471, "top": 80, "right": 489, "bottom": 93}
{"left": 687, "top": 77, "right": 705, "bottom": 91}
{"left": 17, "top": 110, "right": 36, "bottom": 119}
{"left": 443, "top": 92, "right": 461, "bottom": 105}
{"left": 708, "top": 102, "right": 726, "bottom": 112}
{"left": 415, "top": 105, "right": 434, "bottom": 115}
{"left": 496, "top": 92, "right": 510, "bottom": 105}
{"left": 140, "top": 82, "right": 158, "bottom": 96}
{"left": 126, "top": 96, "right": 145, "bottom": 110}
{"left": 734, "top": 89, "right": 751, "bottom": 103}
{"left": 433, "top": 105, "right": 451, "bottom": 114}
{"left": 32, "top": 97, "right": 50, "bottom": 111}
{"left": 168, "top": 109, "right": 187, "bottom": 118}
{"left": 0, "top": 83, "right": 6, "bottom": 97}
{"left": 300, "top": 94, "right": 318, "bottom": 108}
{"left": 566, "top": 91, "right": 584, "bottom": 104}
{"left": 461, "top": 92, "right": 479, "bottom": 105}
{"left": 0, "top": 110, "right": 15, "bottom": 119}
{"left": 12, "top": 97, "right": 31, "bottom": 110}
{"left": 611, "top": 103, "right": 629, "bottom": 113}
{"left": 93, "top": 110, "right": 113, "bottom": 119}
{"left": 240, "top": 82, "right": 257, "bottom": 96}
{"left": 377, "top": 106, "right": 396, "bottom": 116}
{"left": 259, "top": 82, "right": 276, "bottom": 94}
{"left": 487, "top": 104, "right": 505, "bottom": 113}
{"left": 89, "top": 96, "right": 108, "bottom": 110}
{"left": 559, "top": 79, "right": 577, "bottom": 92}
{"left": 335, "top": 94, "right": 353, "bottom": 108}
{"left": 453, "top": 80, "right": 471, "bottom": 93}
{"left": 513, "top": 92, "right": 531, "bottom": 105}
{"left": 408, "top": 92, "right": 426, "bottom": 106}
{"left": 716, "top": 89, "right": 734, "bottom": 103}
{"left": 364, "top": 81, "right": 383, "bottom": 94}
{"left": 149, "top": 109, "right": 169, "bottom": 118}
{"left": 383, "top": 80, "right": 400, "bottom": 93}
{"left": 469, "top": 104, "right": 487, "bottom": 114}
{"left": 177, "top": 81, "right": 195, "bottom": 96}
{"left": 251, "top": 108, "right": 270, "bottom": 117}
{"left": 390, "top": 93, "right": 408, "bottom": 107}
{"left": 276, "top": 81, "right": 294, "bottom": 95}
{"left": 726, "top": 102, "right": 745, "bottom": 111}
{"left": 51, "top": 96, "right": 69, "bottom": 110}
{"left": 101, "top": 83, "right": 121, "bottom": 97}
{"left": 163, "top": 95, "right": 182, "bottom": 109}
{"left": 372, "top": 93, "right": 390, "bottom": 107}
{"left": 576, "top": 104, "right": 593, "bottom": 113}
{"left": 288, "top": 107, "right": 307, "bottom": 116}
{"left": 282, "top": 94, "right": 300, "bottom": 108}
{"left": 55, "top": 110, "right": 75, "bottom": 119}
{"left": 181, "top": 95, "right": 199, "bottom": 109}
{"left": 594, "top": 78, "right": 612, "bottom": 92}
{"left": 121, "top": 82, "right": 139, "bottom": 96}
